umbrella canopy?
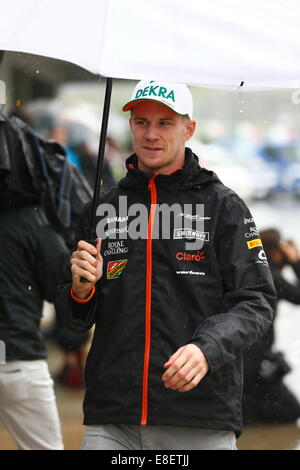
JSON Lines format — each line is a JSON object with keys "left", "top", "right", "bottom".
{"left": 0, "top": 0, "right": 300, "bottom": 90}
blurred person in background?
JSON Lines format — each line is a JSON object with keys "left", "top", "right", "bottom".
{"left": 7, "top": 108, "right": 90, "bottom": 390}
{"left": 0, "top": 204, "right": 69, "bottom": 450}
{"left": 243, "top": 228, "right": 300, "bottom": 425}
{"left": 1, "top": 50, "right": 65, "bottom": 449}
{"left": 0, "top": 67, "right": 70, "bottom": 445}
{"left": 57, "top": 114, "right": 116, "bottom": 192}
{"left": 48, "top": 123, "right": 83, "bottom": 171}
{"left": 44, "top": 119, "right": 92, "bottom": 388}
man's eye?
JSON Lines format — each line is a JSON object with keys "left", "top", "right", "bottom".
{"left": 160, "top": 121, "right": 171, "bottom": 126}
{"left": 136, "top": 120, "right": 147, "bottom": 125}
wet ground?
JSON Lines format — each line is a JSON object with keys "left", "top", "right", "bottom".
{"left": 1, "top": 196, "right": 300, "bottom": 450}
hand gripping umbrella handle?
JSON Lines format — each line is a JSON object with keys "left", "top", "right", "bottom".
{"left": 80, "top": 239, "right": 98, "bottom": 283}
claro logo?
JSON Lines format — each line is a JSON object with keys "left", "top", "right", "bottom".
{"left": 176, "top": 251, "right": 205, "bottom": 261}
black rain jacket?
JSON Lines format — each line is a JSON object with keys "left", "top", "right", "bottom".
{"left": 55, "top": 148, "right": 276, "bottom": 436}
{"left": 0, "top": 205, "right": 70, "bottom": 360}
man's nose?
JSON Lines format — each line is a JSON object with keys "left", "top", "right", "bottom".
{"left": 144, "top": 124, "right": 159, "bottom": 140}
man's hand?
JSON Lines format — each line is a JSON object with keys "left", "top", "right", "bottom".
{"left": 162, "top": 344, "right": 209, "bottom": 392}
{"left": 71, "top": 238, "right": 103, "bottom": 299}
{"left": 280, "top": 240, "right": 300, "bottom": 264}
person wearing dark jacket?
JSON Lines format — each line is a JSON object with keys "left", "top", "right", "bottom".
{"left": 55, "top": 80, "right": 276, "bottom": 450}
{"left": 0, "top": 205, "right": 69, "bottom": 449}
{"left": 243, "top": 228, "right": 300, "bottom": 425}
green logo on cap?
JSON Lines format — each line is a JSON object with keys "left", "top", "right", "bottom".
{"left": 135, "top": 86, "right": 175, "bottom": 102}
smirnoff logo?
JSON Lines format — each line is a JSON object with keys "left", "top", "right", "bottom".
{"left": 174, "top": 229, "right": 209, "bottom": 241}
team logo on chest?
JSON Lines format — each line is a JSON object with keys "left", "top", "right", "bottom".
{"left": 107, "top": 259, "right": 128, "bottom": 279}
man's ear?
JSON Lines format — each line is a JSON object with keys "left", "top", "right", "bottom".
{"left": 129, "top": 117, "right": 133, "bottom": 131}
{"left": 184, "top": 120, "right": 196, "bottom": 142}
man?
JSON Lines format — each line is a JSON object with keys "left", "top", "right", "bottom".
{"left": 55, "top": 80, "right": 276, "bottom": 450}
{"left": 0, "top": 108, "right": 71, "bottom": 449}
{"left": 0, "top": 205, "right": 69, "bottom": 450}
{"left": 243, "top": 228, "right": 300, "bottom": 425}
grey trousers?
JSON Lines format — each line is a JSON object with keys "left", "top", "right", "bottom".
{"left": 81, "top": 424, "right": 237, "bottom": 450}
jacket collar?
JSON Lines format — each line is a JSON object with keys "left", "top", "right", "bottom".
{"left": 119, "top": 147, "right": 221, "bottom": 191}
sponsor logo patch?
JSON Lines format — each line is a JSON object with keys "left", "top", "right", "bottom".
{"left": 107, "top": 259, "right": 127, "bottom": 279}
{"left": 174, "top": 229, "right": 209, "bottom": 241}
{"left": 106, "top": 226, "right": 128, "bottom": 237}
{"left": 107, "top": 216, "right": 128, "bottom": 224}
{"left": 176, "top": 251, "right": 206, "bottom": 261}
{"left": 245, "top": 226, "right": 259, "bottom": 238}
{"left": 176, "top": 270, "right": 205, "bottom": 276}
{"left": 258, "top": 249, "right": 267, "bottom": 260}
{"left": 247, "top": 238, "right": 262, "bottom": 249}
{"left": 135, "top": 85, "right": 175, "bottom": 102}
{"left": 255, "top": 249, "right": 269, "bottom": 266}
{"left": 177, "top": 213, "right": 211, "bottom": 222}
{"left": 104, "top": 241, "right": 128, "bottom": 257}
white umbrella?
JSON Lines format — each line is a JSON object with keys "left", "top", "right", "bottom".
{"left": 1, "top": 0, "right": 300, "bottom": 247}
{"left": 1, "top": 0, "right": 300, "bottom": 89}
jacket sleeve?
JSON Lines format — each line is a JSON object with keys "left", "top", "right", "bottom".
{"left": 34, "top": 227, "right": 71, "bottom": 303}
{"left": 54, "top": 203, "right": 100, "bottom": 333}
{"left": 27, "top": 207, "right": 71, "bottom": 303}
{"left": 191, "top": 191, "right": 277, "bottom": 373}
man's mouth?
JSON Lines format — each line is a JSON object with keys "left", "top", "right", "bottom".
{"left": 143, "top": 146, "right": 163, "bottom": 153}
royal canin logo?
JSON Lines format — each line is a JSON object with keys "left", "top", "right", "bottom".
{"left": 176, "top": 251, "right": 205, "bottom": 261}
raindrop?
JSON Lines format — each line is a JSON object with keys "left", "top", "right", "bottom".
{"left": 36, "top": 70, "right": 39, "bottom": 74}
{"left": 28, "top": 285, "right": 32, "bottom": 291}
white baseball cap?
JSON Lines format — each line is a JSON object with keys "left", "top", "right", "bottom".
{"left": 122, "top": 80, "right": 193, "bottom": 119}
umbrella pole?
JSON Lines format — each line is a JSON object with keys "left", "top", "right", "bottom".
{"left": 89, "top": 76, "right": 113, "bottom": 235}
{"left": 80, "top": 77, "right": 113, "bottom": 283}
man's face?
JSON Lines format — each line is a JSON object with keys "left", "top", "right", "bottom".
{"left": 129, "top": 101, "right": 196, "bottom": 175}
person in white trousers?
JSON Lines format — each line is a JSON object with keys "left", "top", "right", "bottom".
{"left": 0, "top": 204, "right": 70, "bottom": 449}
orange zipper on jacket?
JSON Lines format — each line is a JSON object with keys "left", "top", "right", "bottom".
{"left": 141, "top": 173, "right": 158, "bottom": 426}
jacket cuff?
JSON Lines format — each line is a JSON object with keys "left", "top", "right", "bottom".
{"left": 70, "top": 286, "right": 96, "bottom": 303}
{"left": 191, "top": 333, "right": 223, "bottom": 374}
